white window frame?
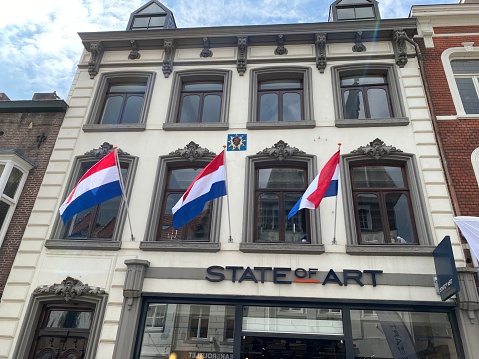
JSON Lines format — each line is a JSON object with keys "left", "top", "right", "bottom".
{"left": 0, "top": 154, "right": 32, "bottom": 247}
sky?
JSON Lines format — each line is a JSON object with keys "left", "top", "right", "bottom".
{"left": 0, "top": 0, "right": 458, "bottom": 101}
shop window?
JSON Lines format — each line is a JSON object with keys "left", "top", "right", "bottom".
{"left": 332, "top": 64, "right": 408, "bottom": 127}
{"left": 247, "top": 67, "right": 315, "bottom": 129}
{"left": 0, "top": 154, "right": 32, "bottom": 247}
{"left": 164, "top": 70, "right": 231, "bottom": 131}
{"left": 83, "top": 72, "right": 155, "bottom": 132}
{"left": 451, "top": 59, "right": 479, "bottom": 114}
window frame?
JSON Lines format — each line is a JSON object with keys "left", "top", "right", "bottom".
{"left": 140, "top": 154, "right": 223, "bottom": 252}
{"left": 445, "top": 54, "right": 479, "bottom": 116}
{"left": 164, "top": 69, "right": 232, "bottom": 131}
{"left": 46, "top": 153, "right": 138, "bottom": 250}
{"left": 83, "top": 72, "right": 155, "bottom": 132}
{"left": 240, "top": 153, "right": 324, "bottom": 254}
{"left": 247, "top": 67, "right": 315, "bottom": 130}
{"left": 341, "top": 152, "right": 435, "bottom": 255}
{"left": 331, "top": 64, "right": 409, "bottom": 127}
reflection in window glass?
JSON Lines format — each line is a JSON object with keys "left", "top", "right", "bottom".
{"left": 47, "top": 310, "right": 92, "bottom": 329}
{"left": 258, "top": 79, "right": 303, "bottom": 122}
{"left": 259, "top": 93, "right": 278, "bottom": 122}
{"left": 0, "top": 201, "right": 9, "bottom": 230}
{"left": 99, "top": 83, "right": 146, "bottom": 124}
{"left": 4, "top": 167, "right": 22, "bottom": 198}
{"left": 178, "top": 82, "right": 223, "bottom": 123}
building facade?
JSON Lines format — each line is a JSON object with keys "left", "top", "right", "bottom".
{"left": 0, "top": 1, "right": 474, "bottom": 358}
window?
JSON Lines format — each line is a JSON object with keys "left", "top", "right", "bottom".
{"left": 145, "top": 304, "right": 167, "bottom": 332}
{"left": 126, "top": 1, "right": 176, "bottom": 31}
{"left": 451, "top": 59, "right": 479, "bottom": 114}
{"left": 47, "top": 151, "right": 138, "bottom": 250}
{"left": 329, "top": 0, "right": 380, "bottom": 22}
{"left": 189, "top": 305, "right": 210, "bottom": 339}
{"left": 248, "top": 67, "right": 315, "bottom": 129}
{"left": 0, "top": 154, "right": 32, "bottom": 247}
{"left": 332, "top": 64, "right": 408, "bottom": 127}
{"left": 83, "top": 72, "right": 155, "bottom": 132}
{"left": 164, "top": 70, "right": 231, "bottom": 131}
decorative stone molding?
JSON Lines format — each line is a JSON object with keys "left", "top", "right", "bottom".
{"left": 88, "top": 41, "right": 103, "bottom": 79}
{"left": 421, "top": 21, "right": 434, "bottom": 48}
{"left": 124, "top": 259, "right": 150, "bottom": 310}
{"left": 351, "top": 138, "right": 403, "bottom": 160}
{"left": 128, "top": 40, "right": 141, "bottom": 60}
{"left": 462, "top": 42, "right": 475, "bottom": 52}
{"left": 162, "top": 39, "right": 175, "bottom": 78}
{"left": 237, "top": 36, "right": 248, "bottom": 76}
{"left": 315, "top": 33, "right": 327, "bottom": 73}
{"left": 352, "top": 32, "right": 366, "bottom": 53}
{"left": 200, "top": 37, "right": 213, "bottom": 58}
{"left": 169, "top": 141, "right": 215, "bottom": 161}
{"left": 274, "top": 35, "right": 288, "bottom": 55}
{"left": 84, "top": 142, "right": 129, "bottom": 158}
{"left": 257, "top": 140, "right": 305, "bottom": 161}
{"left": 393, "top": 30, "right": 409, "bottom": 68}
{"left": 34, "top": 276, "right": 106, "bottom": 301}
{"left": 456, "top": 267, "right": 479, "bottom": 324}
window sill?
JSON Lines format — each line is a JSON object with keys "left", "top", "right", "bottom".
{"left": 44, "top": 239, "right": 121, "bottom": 250}
{"left": 335, "top": 117, "right": 409, "bottom": 128}
{"left": 163, "top": 123, "right": 229, "bottom": 131}
{"left": 140, "top": 241, "right": 221, "bottom": 252}
{"left": 246, "top": 120, "right": 316, "bottom": 130}
{"left": 239, "top": 242, "right": 324, "bottom": 254}
{"left": 83, "top": 123, "right": 146, "bottom": 132}
{"left": 346, "top": 244, "right": 435, "bottom": 256}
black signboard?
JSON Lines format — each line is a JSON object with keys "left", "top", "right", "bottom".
{"left": 433, "top": 236, "right": 460, "bottom": 301}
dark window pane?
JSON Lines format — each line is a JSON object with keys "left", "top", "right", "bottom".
{"left": 132, "top": 17, "right": 150, "bottom": 28}
{"left": 183, "top": 83, "right": 223, "bottom": 91}
{"left": 169, "top": 168, "right": 202, "bottom": 189}
{"left": 337, "top": 7, "right": 355, "bottom": 20}
{"left": 41, "top": 353, "right": 53, "bottom": 359}
{"left": 0, "top": 164, "right": 5, "bottom": 178}
{"left": 4, "top": 167, "right": 23, "bottom": 198}
{"left": 352, "top": 166, "right": 405, "bottom": 188}
{"left": 343, "top": 89, "right": 364, "bottom": 119}
{"left": 121, "top": 95, "right": 144, "bottom": 123}
{"left": 159, "top": 193, "right": 181, "bottom": 239}
{"left": 46, "top": 310, "right": 92, "bottom": 329}
{"left": 259, "top": 80, "right": 302, "bottom": 90}
{"left": 456, "top": 78, "right": 479, "bottom": 114}
{"left": 148, "top": 15, "right": 166, "bottom": 27}
{"left": 179, "top": 95, "right": 200, "bottom": 123}
{"left": 0, "top": 201, "right": 10, "bottom": 230}
{"left": 257, "top": 193, "right": 279, "bottom": 242}
{"left": 355, "top": 6, "right": 374, "bottom": 19}
{"left": 285, "top": 193, "right": 308, "bottom": 242}
{"left": 109, "top": 84, "right": 146, "bottom": 93}
{"left": 283, "top": 92, "right": 302, "bottom": 121}
{"left": 91, "top": 196, "right": 122, "bottom": 238}
{"left": 100, "top": 96, "right": 123, "bottom": 124}
{"left": 202, "top": 95, "right": 222, "bottom": 122}
{"left": 357, "top": 194, "right": 384, "bottom": 244}
{"left": 451, "top": 60, "right": 479, "bottom": 74}
{"left": 367, "top": 88, "right": 391, "bottom": 118}
{"left": 341, "top": 76, "right": 386, "bottom": 86}
{"left": 386, "top": 193, "right": 415, "bottom": 244}
{"left": 184, "top": 201, "right": 212, "bottom": 241}
{"left": 259, "top": 93, "right": 278, "bottom": 122}
{"left": 258, "top": 168, "right": 305, "bottom": 189}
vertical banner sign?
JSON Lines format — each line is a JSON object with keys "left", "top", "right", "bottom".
{"left": 377, "top": 311, "right": 419, "bottom": 359}
{"left": 433, "top": 236, "right": 460, "bottom": 301}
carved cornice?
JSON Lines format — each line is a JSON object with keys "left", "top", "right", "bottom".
{"left": 88, "top": 41, "right": 103, "bottom": 79}
{"left": 351, "top": 138, "right": 403, "bottom": 160}
{"left": 315, "top": 33, "right": 327, "bottom": 73}
{"left": 352, "top": 31, "right": 366, "bottom": 52}
{"left": 274, "top": 35, "right": 288, "bottom": 56}
{"left": 200, "top": 37, "right": 213, "bottom": 58}
{"left": 162, "top": 38, "right": 175, "bottom": 78}
{"left": 128, "top": 40, "right": 141, "bottom": 60}
{"left": 257, "top": 140, "right": 305, "bottom": 161}
{"left": 84, "top": 142, "right": 129, "bottom": 158}
{"left": 393, "top": 30, "right": 409, "bottom": 68}
{"left": 34, "top": 276, "right": 106, "bottom": 301}
{"left": 170, "top": 141, "right": 215, "bottom": 161}
{"left": 237, "top": 36, "right": 248, "bottom": 76}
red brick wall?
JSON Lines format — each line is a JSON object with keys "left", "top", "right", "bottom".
{"left": 0, "top": 112, "right": 63, "bottom": 297}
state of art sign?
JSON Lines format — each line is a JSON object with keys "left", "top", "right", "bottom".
{"left": 206, "top": 266, "right": 383, "bottom": 287}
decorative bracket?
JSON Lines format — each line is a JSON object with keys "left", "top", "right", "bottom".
{"left": 315, "top": 33, "right": 327, "bottom": 73}
{"left": 88, "top": 41, "right": 103, "bottom": 79}
{"left": 274, "top": 35, "right": 288, "bottom": 55}
{"left": 393, "top": 30, "right": 409, "bottom": 68}
{"left": 257, "top": 140, "right": 305, "bottom": 161}
{"left": 237, "top": 37, "right": 248, "bottom": 76}
{"left": 352, "top": 32, "right": 366, "bottom": 53}
{"left": 84, "top": 142, "right": 129, "bottom": 158}
{"left": 170, "top": 141, "right": 215, "bottom": 161}
{"left": 128, "top": 40, "right": 141, "bottom": 60}
{"left": 34, "top": 276, "right": 106, "bottom": 301}
{"left": 421, "top": 21, "right": 435, "bottom": 48}
{"left": 162, "top": 38, "right": 175, "bottom": 78}
{"left": 351, "top": 138, "right": 402, "bottom": 161}
{"left": 200, "top": 37, "right": 213, "bottom": 58}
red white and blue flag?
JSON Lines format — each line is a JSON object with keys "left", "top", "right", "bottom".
{"left": 59, "top": 151, "right": 122, "bottom": 224}
{"left": 172, "top": 150, "right": 227, "bottom": 229}
{"left": 288, "top": 150, "right": 340, "bottom": 219}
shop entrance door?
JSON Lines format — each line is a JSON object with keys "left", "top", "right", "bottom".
{"left": 241, "top": 335, "right": 346, "bottom": 359}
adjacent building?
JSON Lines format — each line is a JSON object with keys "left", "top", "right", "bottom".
{"left": 0, "top": 1, "right": 475, "bottom": 358}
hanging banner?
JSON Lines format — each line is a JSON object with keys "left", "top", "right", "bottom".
{"left": 433, "top": 236, "right": 460, "bottom": 301}
{"left": 377, "top": 311, "right": 419, "bottom": 359}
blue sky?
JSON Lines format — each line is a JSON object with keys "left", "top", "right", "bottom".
{"left": 0, "top": 0, "right": 458, "bottom": 101}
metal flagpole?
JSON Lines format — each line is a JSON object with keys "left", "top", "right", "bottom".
{"left": 113, "top": 147, "right": 135, "bottom": 241}
{"left": 222, "top": 145, "right": 233, "bottom": 242}
{"left": 332, "top": 142, "right": 342, "bottom": 245}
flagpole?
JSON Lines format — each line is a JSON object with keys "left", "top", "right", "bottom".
{"left": 332, "top": 142, "right": 342, "bottom": 245}
{"left": 223, "top": 145, "right": 233, "bottom": 243}
{"left": 113, "top": 148, "right": 135, "bottom": 241}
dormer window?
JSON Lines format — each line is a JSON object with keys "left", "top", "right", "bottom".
{"left": 329, "top": 0, "right": 380, "bottom": 22}
{"left": 127, "top": 0, "right": 176, "bottom": 31}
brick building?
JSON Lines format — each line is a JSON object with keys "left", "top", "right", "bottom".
{"left": 0, "top": 93, "right": 67, "bottom": 298}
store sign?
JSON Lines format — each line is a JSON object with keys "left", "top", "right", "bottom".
{"left": 433, "top": 236, "right": 460, "bottom": 301}
{"left": 206, "top": 266, "right": 383, "bottom": 287}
